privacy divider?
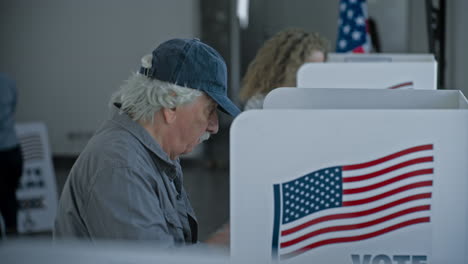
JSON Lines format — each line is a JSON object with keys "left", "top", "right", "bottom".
{"left": 230, "top": 88, "right": 468, "bottom": 264}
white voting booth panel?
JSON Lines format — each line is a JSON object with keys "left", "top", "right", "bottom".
{"left": 297, "top": 62, "right": 437, "bottom": 90}
{"left": 327, "top": 53, "right": 435, "bottom": 63}
{"left": 230, "top": 89, "right": 468, "bottom": 264}
{"left": 264, "top": 88, "right": 468, "bottom": 110}
{"left": 15, "top": 122, "right": 58, "bottom": 233}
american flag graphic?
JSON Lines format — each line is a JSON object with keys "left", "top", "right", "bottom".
{"left": 272, "top": 144, "right": 433, "bottom": 260}
{"left": 336, "top": 0, "right": 372, "bottom": 53}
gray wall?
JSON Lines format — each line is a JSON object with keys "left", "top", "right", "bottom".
{"left": 1, "top": 0, "right": 467, "bottom": 155}
{"left": 241, "top": 0, "right": 467, "bottom": 94}
{"left": 446, "top": 0, "right": 468, "bottom": 94}
{"left": 0, "top": 0, "right": 200, "bottom": 155}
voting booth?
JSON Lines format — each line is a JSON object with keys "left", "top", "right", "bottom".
{"left": 230, "top": 89, "right": 468, "bottom": 264}
{"left": 327, "top": 53, "right": 435, "bottom": 63}
{"left": 297, "top": 62, "right": 437, "bottom": 90}
{"left": 15, "top": 122, "right": 58, "bottom": 233}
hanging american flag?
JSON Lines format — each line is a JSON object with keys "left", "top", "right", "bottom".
{"left": 271, "top": 144, "right": 433, "bottom": 260}
{"left": 336, "top": 0, "right": 372, "bottom": 53}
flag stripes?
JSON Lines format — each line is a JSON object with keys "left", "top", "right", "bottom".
{"left": 387, "top": 82, "right": 414, "bottom": 89}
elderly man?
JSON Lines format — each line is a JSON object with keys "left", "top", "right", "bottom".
{"left": 54, "top": 38, "right": 240, "bottom": 246}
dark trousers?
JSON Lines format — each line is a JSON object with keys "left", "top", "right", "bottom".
{"left": 0, "top": 145, "right": 23, "bottom": 235}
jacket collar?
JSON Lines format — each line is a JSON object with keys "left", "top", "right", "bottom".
{"left": 109, "top": 104, "right": 181, "bottom": 176}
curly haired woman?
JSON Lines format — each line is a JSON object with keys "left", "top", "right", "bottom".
{"left": 240, "top": 28, "right": 329, "bottom": 110}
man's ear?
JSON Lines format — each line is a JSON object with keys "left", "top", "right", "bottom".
{"left": 162, "top": 107, "right": 177, "bottom": 124}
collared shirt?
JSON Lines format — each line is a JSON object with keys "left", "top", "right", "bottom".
{"left": 54, "top": 105, "right": 198, "bottom": 246}
{"left": 0, "top": 73, "right": 18, "bottom": 150}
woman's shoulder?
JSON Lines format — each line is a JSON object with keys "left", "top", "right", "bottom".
{"left": 243, "top": 94, "right": 266, "bottom": 110}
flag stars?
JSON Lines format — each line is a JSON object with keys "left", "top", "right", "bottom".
{"left": 352, "top": 31, "right": 362, "bottom": 40}
{"left": 347, "top": 10, "right": 354, "bottom": 19}
{"left": 343, "top": 25, "right": 351, "bottom": 34}
{"left": 356, "top": 16, "right": 365, "bottom": 26}
{"left": 339, "top": 40, "right": 347, "bottom": 49}
{"left": 340, "top": 3, "right": 347, "bottom": 12}
{"left": 281, "top": 166, "right": 343, "bottom": 223}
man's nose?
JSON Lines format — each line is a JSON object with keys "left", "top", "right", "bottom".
{"left": 207, "top": 111, "right": 219, "bottom": 134}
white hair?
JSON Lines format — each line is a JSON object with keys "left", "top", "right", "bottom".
{"left": 110, "top": 72, "right": 203, "bottom": 123}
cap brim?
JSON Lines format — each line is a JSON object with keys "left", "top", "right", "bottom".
{"left": 206, "top": 92, "right": 241, "bottom": 117}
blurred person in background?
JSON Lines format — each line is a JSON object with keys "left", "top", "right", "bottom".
{"left": 0, "top": 72, "right": 23, "bottom": 236}
{"left": 54, "top": 38, "right": 239, "bottom": 247}
{"left": 240, "top": 28, "right": 329, "bottom": 110}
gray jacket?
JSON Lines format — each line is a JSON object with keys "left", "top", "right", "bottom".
{"left": 54, "top": 105, "right": 198, "bottom": 246}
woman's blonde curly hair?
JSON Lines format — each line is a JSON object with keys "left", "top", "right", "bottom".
{"left": 239, "top": 28, "right": 329, "bottom": 101}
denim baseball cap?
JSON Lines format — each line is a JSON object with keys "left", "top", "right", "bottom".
{"left": 139, "top": 38, "right": 241, "bottom": 117}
